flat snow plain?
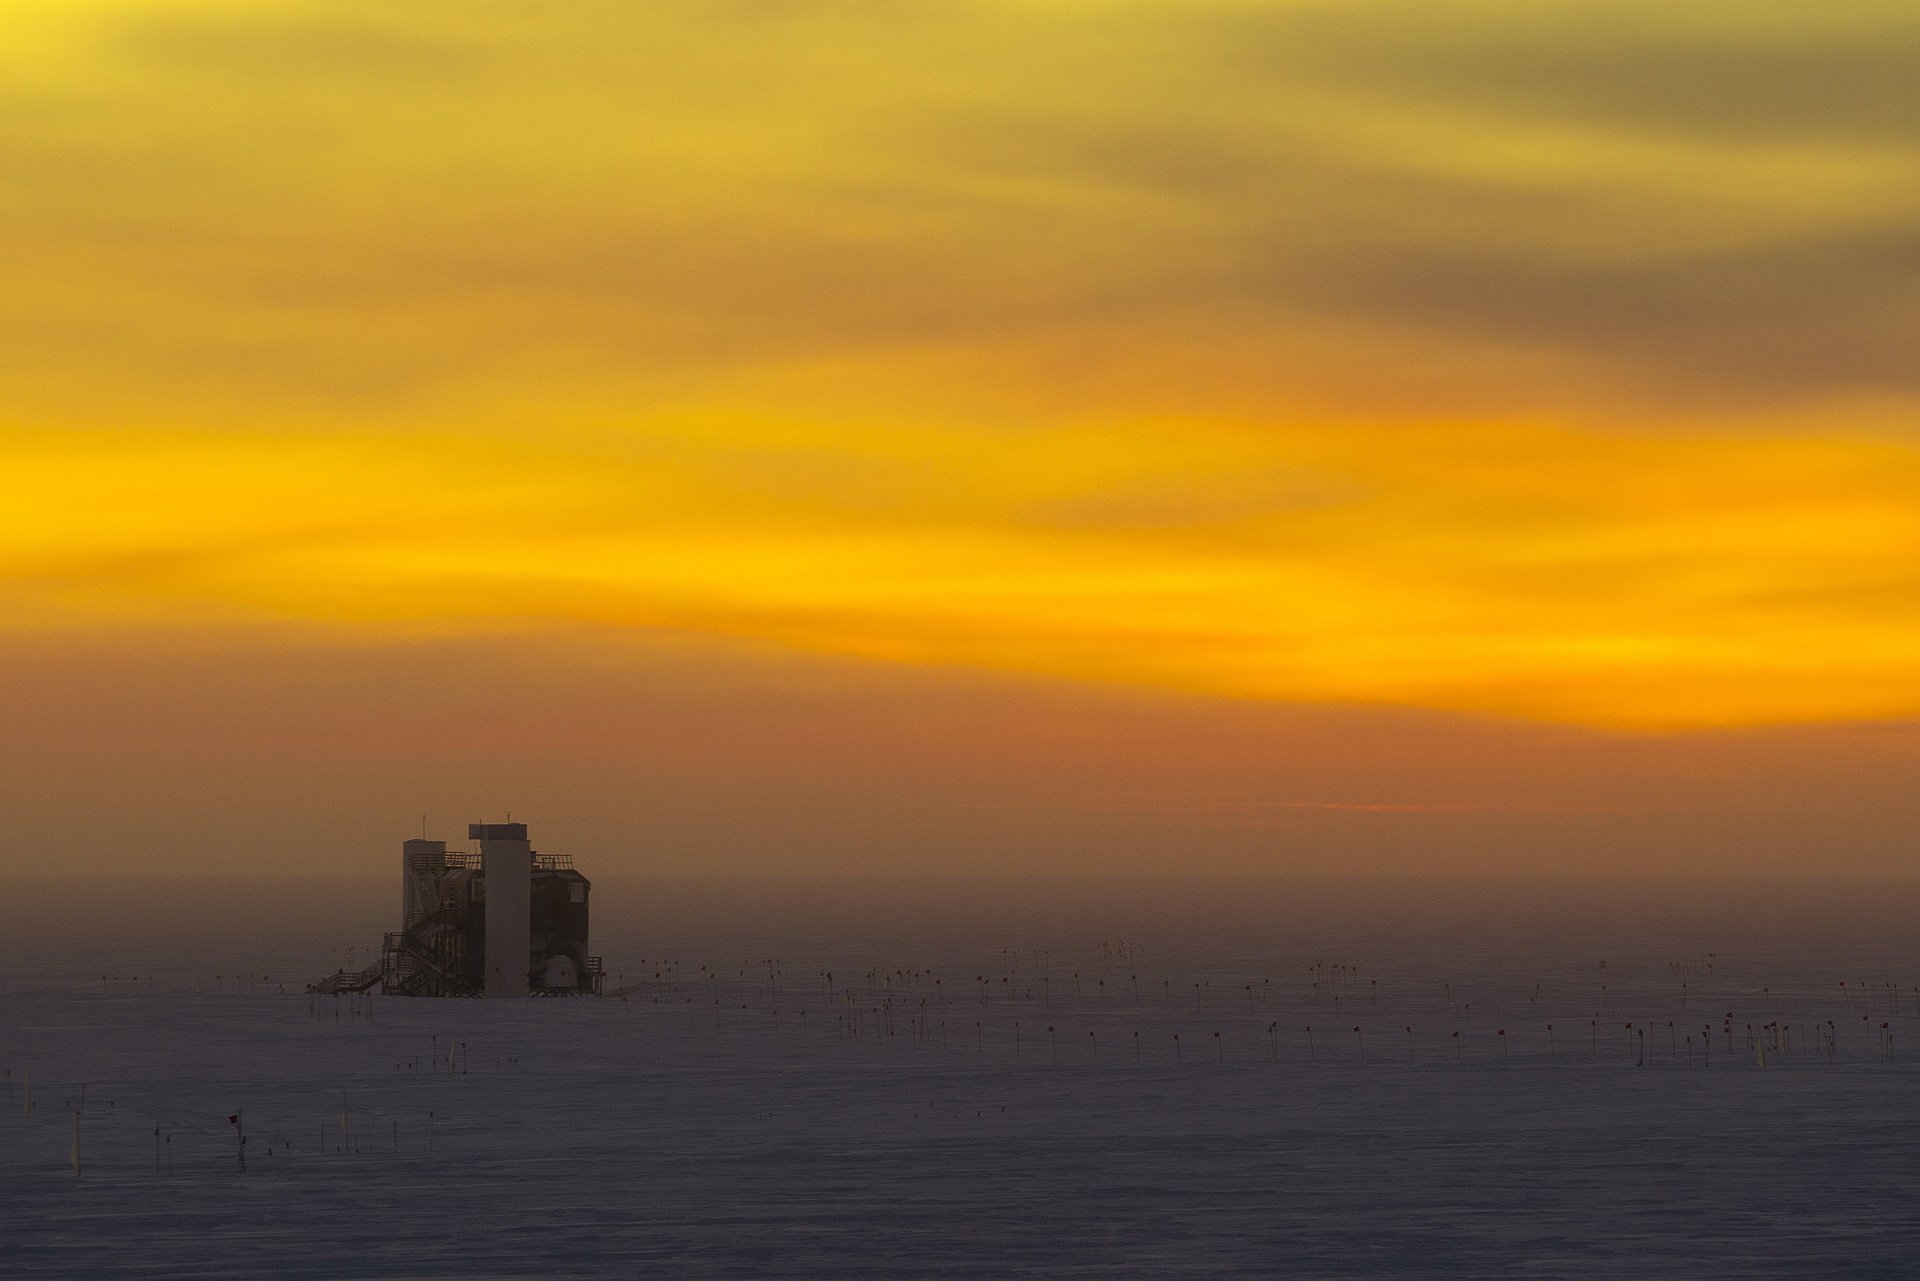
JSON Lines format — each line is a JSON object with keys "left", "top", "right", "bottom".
{"left": 3, "top": 878, "right": 1915, "bottom": 1278}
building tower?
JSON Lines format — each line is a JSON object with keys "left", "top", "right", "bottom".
{"left": 473, "top": 821, "right": 532, "bottom": 998}
{"left": 402, "top": 837, "right": 448, "bottom": 928}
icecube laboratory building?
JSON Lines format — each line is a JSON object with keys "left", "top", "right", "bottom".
{"left": 309, "top": 822, "right": 602, "bottom": 997}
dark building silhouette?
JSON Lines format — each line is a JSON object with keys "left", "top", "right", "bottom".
{"left": 310, "top": 822, "right": 599, "bottom": 997}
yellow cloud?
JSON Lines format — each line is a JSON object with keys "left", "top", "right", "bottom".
{"left": 7, "top": 418, "right": 1918, "bottom": 729}
{"left": 3, "top": 1, "right": 1918, "bottom": 731}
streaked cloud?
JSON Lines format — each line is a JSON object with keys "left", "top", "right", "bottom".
{"left": 2, "top": 0, "right": 1916, "bottom": 732}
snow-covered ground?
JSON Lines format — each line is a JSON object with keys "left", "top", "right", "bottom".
{"left": 3, "top": 878, "right": 1915, "bottom": 1277}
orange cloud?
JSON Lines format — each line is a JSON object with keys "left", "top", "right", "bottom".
{"left": 3, "top": 1, "right": 1917, "bottom": 732}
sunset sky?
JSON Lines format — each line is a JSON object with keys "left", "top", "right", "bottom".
{"left": 5, "top": 1, "right": 1916, "bottom": 878}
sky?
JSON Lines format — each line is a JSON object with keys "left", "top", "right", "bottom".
{"left": 3, "top": 0, "right": 1917, "bottom": 878}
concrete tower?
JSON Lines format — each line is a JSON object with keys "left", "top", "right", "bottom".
{"left": 472, "top": 822, "right": 531, "bottom": 998}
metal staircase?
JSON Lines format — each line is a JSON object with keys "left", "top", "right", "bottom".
{"left": 306, "top": 958, "right": 384, "bottom": 995}
{"left": 382, "top": 928, "right": 478, "bottom": 997}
